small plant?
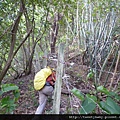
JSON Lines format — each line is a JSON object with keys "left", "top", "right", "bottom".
{"left": 71, "top": 86, "right": 120, "bottom": 114}
{"left": 0, "top": 83, "right": 20, "bottom": 114}
{"left": 86, "top": 69, "right": 94, "bottom": 81}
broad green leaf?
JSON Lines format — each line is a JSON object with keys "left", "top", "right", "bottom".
{"left": 71, "top": 88, "right": 84, "bottom": 101}
{"left": 108, "top": 92, "right": 120, "bottom": 101}
{"left": 86, "top": 94, "right": 97, "bottom": 102}
{"left": 80, "top": 97, "right": 96, "bottom": 114}
{"left": 106, "top": 97, "right": 120, "bottom": 114}
{"left": 97, "top": 86, "right": 109, "bottom": 95}
{"left": 1, "top": 84, "right": 19, "bottom": 92}
{"left": 99, "top": 97, "right": 120, "bottom": 114}
{"left": 108, "top": 91, "right": 116, "bottom": 96}
{"left": 99, "top": 101, "right": 110, "bottom": 114}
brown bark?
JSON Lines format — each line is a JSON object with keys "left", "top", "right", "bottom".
{"left": 50, "top": 13, "right": 63, "bottom": 53}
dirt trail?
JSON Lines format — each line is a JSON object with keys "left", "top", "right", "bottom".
{"left": 3, "top": 54, "right": 120, "bottom": 114}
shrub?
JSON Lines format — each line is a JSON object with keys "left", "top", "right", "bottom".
{"left": 0, "top": 83, "right": 20, "bottom": 114}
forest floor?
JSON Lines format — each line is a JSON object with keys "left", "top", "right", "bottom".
{"left": 3, "top": 54, "right": 120, "bottom": 114}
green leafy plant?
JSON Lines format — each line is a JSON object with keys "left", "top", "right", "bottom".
{"left": 0, "top": 83, "right": 20, "bottom": 114}
{"left": 99, "top": 97, "right": 120, "bottom": 114}
{"left": 97, "top": 85, "right": 120, "bottom": 114}
{"left": 71, "top": 86, "right": 120, "bottom": 114}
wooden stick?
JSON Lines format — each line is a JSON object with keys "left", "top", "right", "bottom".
{"left": 109, "top": 50, "right": 120, "bottom": 91}
{"left": 52, "top": 43, "right": 64, "bottom": 114}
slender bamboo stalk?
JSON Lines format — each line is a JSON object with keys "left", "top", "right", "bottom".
{"left": 104, "top": 48, "right": 119, "bottom": 87}
{"left": 98, "top": 43, "right": 115, "bottom": 82}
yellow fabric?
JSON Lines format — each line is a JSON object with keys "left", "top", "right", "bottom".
{"left": 34, "top": 67, "right": 52, "bottom": 90}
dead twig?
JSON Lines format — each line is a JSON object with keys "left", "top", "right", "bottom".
{"left": 113, "top": 75, "right": 120, "bottom": 91}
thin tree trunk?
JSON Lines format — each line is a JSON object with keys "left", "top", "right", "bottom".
{"left": 23, "top": 3, "right": 33, "bottom": 75}
{"left": 50, "top": 13, "right": 63, "bottom": 53}
{"left": 50, "top": 13, "right": 59, "bottom": 53}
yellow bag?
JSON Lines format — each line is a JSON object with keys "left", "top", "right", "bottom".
{"left": 34, "top": 67, "right": 52, "bottom": 90}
